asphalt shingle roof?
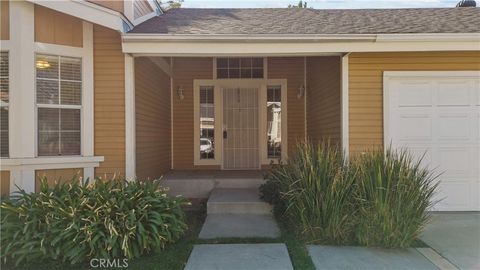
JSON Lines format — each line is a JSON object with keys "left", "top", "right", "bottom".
{"left": 129, "top": 8, "right": 480, "bottom": 35}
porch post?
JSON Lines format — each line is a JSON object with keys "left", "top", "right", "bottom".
{"left": 125, "top": 54, "right": 136, "bottom": 181}
{"left": 8, "top": 1, "right": 36, "bottom": 193}
{"left": 341, "top": 53, "right": 350, "bottom": 157}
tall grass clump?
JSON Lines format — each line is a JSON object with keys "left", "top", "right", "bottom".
{"left": 264, "top": 141, "right": 357, "bottom": 244}
{"left": 353, "top": 148, "right": 438, "bottom": 248}
{"left": 1, "top": 178, "right": 188, "bottom": 266}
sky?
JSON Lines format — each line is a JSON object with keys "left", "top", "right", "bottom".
{"left": 181, "top": 0, "right": 462, "bottom": 9}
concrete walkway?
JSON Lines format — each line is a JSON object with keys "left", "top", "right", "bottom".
{"left": 199, "top": 213, "right": 280, "bottom": 239}
{"left": 185, "top": 244, "right": 294, "bottom": 270}
{"left": 421, "top": 213, "right": 480, "bottom": 270}
{"left": 308, "top": 245, "right": 438, "bottom": 270}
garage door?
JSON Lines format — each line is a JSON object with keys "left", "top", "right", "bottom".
{"left": 384, "top": 71, "right": 480, "bottom": 211}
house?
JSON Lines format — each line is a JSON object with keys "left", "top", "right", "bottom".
{"left": 0, "top": 0, "right": 479, "bottom": 211}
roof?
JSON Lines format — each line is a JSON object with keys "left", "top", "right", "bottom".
{"left": 129, "top": 8, "right": 480, "bottom": 35}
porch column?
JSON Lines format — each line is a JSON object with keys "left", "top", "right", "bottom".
{"left": 8, "top": 1, "right": 36, "bottom": 193}
{"left": 125, "top": 54, "right": 136, "bottom": 180}
{"left": 341, "top": 53, "right": 350, "bottom": 157}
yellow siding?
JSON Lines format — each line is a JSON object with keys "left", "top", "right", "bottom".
{"left": 135, "top": 57, "right": 171, "bottom": 180}
{"left": 134, "top": 0, "right": 153, "bottom": 19}
{"left": 0, "top": 0, "right": 9, "bottom": 40}
{"left": 35, "top": 168, "right": 83, "bottom": 192}
{"left": 88, "top": 0, "right": 124, "bottom": 13}
{"left": 94, "top": 25, "right": 125, "bottom": 178}
{"left": 306, "top": 56, "right": 341, "bottom": 144}
{"left": 0, "top": 170, "right": 9, "bottom": 196}
{"left": 268, "top": 57, "right": 305, "bottom": 156}
{"left": 172, "top": 57, "right": 215, "bottom": 170}
{"left": 34, "top": 5, "right": 83, "bottom": 47}
{"left": 349, "top": 51, "right": 480, "bottom": 154}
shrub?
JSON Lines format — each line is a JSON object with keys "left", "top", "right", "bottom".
{"left": 353, "top": 148, "right": 438, "bottom": 248}
{"left": 1, "top": 178, "right": 188, "bottom": 266}
{"left": 264, "top": 141, "right": 357, "bottom": 244}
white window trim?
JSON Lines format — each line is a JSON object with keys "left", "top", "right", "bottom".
{"left": 32, "top": 22, "right": 94, "bottom": 159}
{"left": 193, "top": 78, "right": 288, "bottom": 168}
{"left": 1, "top": 5, "right": 102, "bottom": 193}
{"left": 193, "top": 80, "right": 223, "bottom": 166}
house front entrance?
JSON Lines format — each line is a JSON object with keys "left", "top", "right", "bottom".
{"left": 193, "top": 79, "right": 287, "bottom": 170}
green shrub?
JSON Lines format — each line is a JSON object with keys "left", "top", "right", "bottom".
{"left": 353, "top": 148, "right": 438, "bottom": 248}
{"left": 1, "top": 178, "right": 188, "bottom": 266}
{"left": 264, "top": 141, "right": 357, "bottom": 244}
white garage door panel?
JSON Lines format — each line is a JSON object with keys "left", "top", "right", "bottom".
{"left": 385, "top": 72, "right": 480, "bottom": 211}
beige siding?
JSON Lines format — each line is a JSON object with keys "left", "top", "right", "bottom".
{"left": 34, "top": 5, "right": 83, "bottom": 47}
{"left": 172, "top": 57, "right": 215, "bottom": 170}
{"left": 306, "top": 56, "right": 341, "bottom": 144}
{"left": 88, "top": 0, "right": 124, "bottom": 13}
{"left": 349, "top": 51, "right": 480, "bottom": 154}
{"left": 35, "top": 168, "right": 83, "bottom": 192}
{"left": 94, "top": 25, "right": 125, "bottom": 178}
{"left": 134, "top": 0, "right": 153, "bottom": 19}
{"left": 0, "top": 171, "right": 9, "bottom": 196}
{"left": 135, "top": 58, "right": 171, "bottom": 180}
{"left": 1, "top": 0, "right": 9, "bottom": 40}
{"left": 268, "top": 57, "right": 306, "bottom": 156}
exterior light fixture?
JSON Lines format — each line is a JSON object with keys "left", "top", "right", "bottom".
{"left": 36, "top": 60, "right": 50, "bottom": 69}
{"left": 177, "top": 86, "right": 184, "bottom": 100}
{"left": 297, "top": 85, "right": 305, "bottom": 99}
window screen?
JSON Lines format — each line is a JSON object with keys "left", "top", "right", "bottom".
{"left": 36, "top": 54, "right": 82, "bottom": 156}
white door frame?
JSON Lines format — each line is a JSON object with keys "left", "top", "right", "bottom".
{"left": 193, "top": 79, "right": 287, "bottom": 169}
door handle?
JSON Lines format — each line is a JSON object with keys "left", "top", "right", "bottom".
{"left": 223, "top": 130, "right": 227, "bottom": 139}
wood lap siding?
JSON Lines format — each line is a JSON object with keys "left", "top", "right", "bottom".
{"left": 172, "top": 57, "right": 214, "bottom": 170}
{"left": 134, "top": 0, "right": 153, "bottom": 19}
{"left": 135, "top": 58, "right": 171, "bottom": 179}
{"left": 34, "top": 5, "right": 83, "bottom": 47}
{"left": 348, "top": 51, "right": 480, "bottom": 154}
{"left": 306, "top": 56, "right": 341, "bottom": 144}
{"left": 35, "top": 168, "right": 83, "bottom": 192}
{"left": 267, "top": 57, "right": 305, "bottom": 156}
{"left": 1, "top": 0, "right": 9, "bottom": 40}
{"left": 93, "top": 25, "right": 125, "bottom": 178}
{"left": 87, "top": 0, "right": 124, "bottom": 13}
{"left": 0, "top": 171, "right": 9, "bottom": 196}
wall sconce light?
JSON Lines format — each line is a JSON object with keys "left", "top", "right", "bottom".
{"left": 297, "top": 85, "right": 305, "bottom": 99}
{"left": 177, "top": 86, "right": 184, "bottom": 100}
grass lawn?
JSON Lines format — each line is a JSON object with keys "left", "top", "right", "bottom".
{"left": 2, "top": 209, "right": 315, "bottom": 270}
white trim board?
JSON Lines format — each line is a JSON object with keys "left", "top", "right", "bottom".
{"left": 122, "top": 40, "right": 480, "bottom": 56}
{"left": 341, "top": 53, "right": 350, "bottom": 156}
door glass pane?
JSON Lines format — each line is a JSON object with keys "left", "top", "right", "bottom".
{"left": 200, "top": 86, "right": 214, "bottom": 159}
{"left": 267, "top": 86, "right": 281, "bottom": 158}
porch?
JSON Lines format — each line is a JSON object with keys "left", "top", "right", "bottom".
{"left": 131, "top": 56, "right": 342, "bottom": 198}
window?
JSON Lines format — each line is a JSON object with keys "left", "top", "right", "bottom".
{"left": 199, "top": 86, "right": 215, "bottom": 159}
{"left": 36, "top": 54, "right": 82, "bottom": 156}
{"left": 217, "top": 58, "right": 264, "bottom": 79}
{"left": 267, "top": 86, "right": 281, "bottom": 158}
{"left": 0, "top": 52, "right": 8, "bottom": 157}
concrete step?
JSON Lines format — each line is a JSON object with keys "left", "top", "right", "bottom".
{"left": 199, "top": 214, "right": 280, "bottom": 239}
{"left": 207, "top": 188, "right": 272, "bottom": 215}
